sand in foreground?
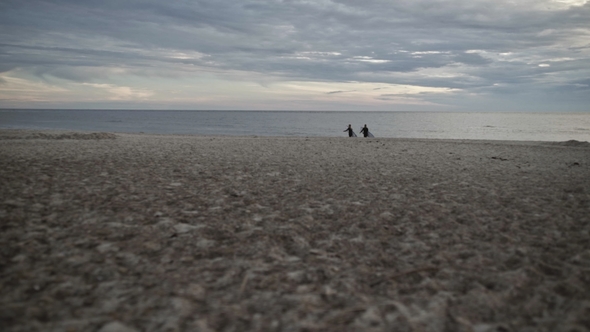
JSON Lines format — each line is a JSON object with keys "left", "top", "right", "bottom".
{"left": 1, "top": 130, "right": 589, "bottom": 332}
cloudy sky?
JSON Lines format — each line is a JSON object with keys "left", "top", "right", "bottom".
{"left": 1, "top": 0, "right": 589, "bottom": 111}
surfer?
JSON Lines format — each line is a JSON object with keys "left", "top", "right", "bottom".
{"left": 344, "top": 124, "right": 355, "bottom": 137}
{"left": 360, "top": 124, "right": 369, "bottom": 137}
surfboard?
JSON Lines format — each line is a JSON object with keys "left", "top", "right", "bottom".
{"left": 352, "top": 131, "right": 357, "bottom": 137}
{"left": 368, "top": 132, "right": 374, "bottom": 138}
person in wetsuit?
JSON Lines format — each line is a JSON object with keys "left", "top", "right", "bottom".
{"left": 344, "top": 124, "right": 354, "bottom": 137}
{"left": 360, "top": 124, "right": 369, "bottom": 137}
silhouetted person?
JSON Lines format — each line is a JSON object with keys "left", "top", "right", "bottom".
{"left": 360, "top": 124, "right": 369, "bottom": 137}
{"left": 344, "top": 124, "right": 355, "bottom": 137}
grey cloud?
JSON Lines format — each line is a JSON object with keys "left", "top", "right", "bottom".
{"left": 35, "top": 67, "right": 114, "bottom": 83}
{"left": 452, "top": 53, "right": 492, "bottom": 66}
{"left": 0, "top": 0, "right": 589, "bottom": 109}
{"left": 572, "top": 78, "right": 590, "bottom": 88}
{"left": 327, "top": 90, "right": 356, "bottom": 94}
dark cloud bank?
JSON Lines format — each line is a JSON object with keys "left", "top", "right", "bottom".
{"left": 0, "top": 0, "right": 589, "bottom": 110}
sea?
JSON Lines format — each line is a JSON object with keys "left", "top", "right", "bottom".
{"left": 1, "top": 109, "right": 589, "bottom": 142}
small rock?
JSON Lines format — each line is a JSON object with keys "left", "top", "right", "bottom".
{"left": 173, "top": 223, "right": 204, "bottom": 234}
{"left": 11, "top": 254, "right": 27, "bottom": 263}
{"left": 354, "top": 306, "right": 383, "bottom": 330}
{"left": 66, "top": 255, "right": 90, "bottom": 266}
{"left": 30, "top": 203, "right": 45, "bottom": 211}
{"left": 98, "top": 321, "right": 138, "bottom": 332}
{"left": 3, "top": 199, "right": 24, "bottom": 207}
{"left": 142, "top": 241, "right": 162, "bottom": 251}
{"left": 157, "top": 217, "right": 175, "bottom": 226}
{"left": 196, "top": 238, "right": 215, "bottom": 248}
{"left": 96, "top": 242, "right": 118, "bottom": 253}
{"left": 379, "top": 211, "right": 394, "bottom": 220}
{"left": 287, "top": 270, "right": 306, "bottom": 283}
{"left": 184, "top": 283, "right": 207, "bottom": 301}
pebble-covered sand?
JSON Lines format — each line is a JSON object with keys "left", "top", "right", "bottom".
{"left": 1, "top": 129, "right": 589, "bottom": 332}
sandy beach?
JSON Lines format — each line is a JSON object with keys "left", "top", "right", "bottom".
{"left": 1, "top": 129, "right": 589, "bottom": 332}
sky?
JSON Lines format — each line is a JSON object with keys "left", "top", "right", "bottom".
{"left": 0, "top": 0, "right": 589, "bottom": 111}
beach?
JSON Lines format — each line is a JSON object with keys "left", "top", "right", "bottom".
{"left": 1, "top": 129, "right": 589, "bottom": 331}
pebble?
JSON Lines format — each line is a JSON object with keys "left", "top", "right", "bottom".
{"left": 98, "top": 321, "right": 138, "bottom": 332}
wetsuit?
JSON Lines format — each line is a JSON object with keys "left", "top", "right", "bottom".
{"left": 361, "top": 127, "right": 369, "bottom": 137}
{"left": 344, "top": 127, "right": 354, "bottom": 137}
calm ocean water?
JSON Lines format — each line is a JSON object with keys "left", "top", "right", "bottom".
{"left": 1, "top": 110, "right": 589, "bottom": 142}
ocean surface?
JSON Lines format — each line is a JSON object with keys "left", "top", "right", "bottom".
{"left": 1, "top": 109, "right": 589, "bottom": 142}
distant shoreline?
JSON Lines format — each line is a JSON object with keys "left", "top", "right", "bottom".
{"left": 1, "top": 128, "right": 588, "bottom": 146}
